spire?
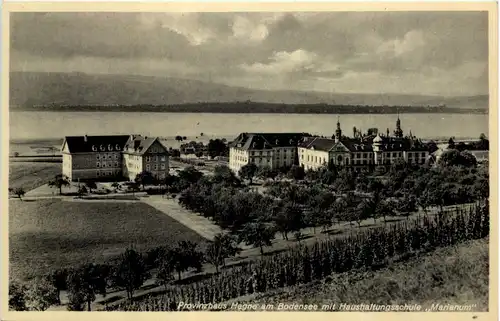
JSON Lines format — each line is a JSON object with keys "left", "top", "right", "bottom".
{"left": 394, "top": 112, "right": 403, "bottom": 138}
{"left": 335, "top": 116, "right": 342, "bottom": 143}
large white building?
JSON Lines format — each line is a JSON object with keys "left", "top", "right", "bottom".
{"left": 298, "top": 117, "right": 430, "bottom": 171}
{"left": 229, "top": 133, "right": 310, "bottom": 173}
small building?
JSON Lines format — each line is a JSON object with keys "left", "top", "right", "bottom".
{"left": 61, "top": 134, "right": 169, "bottom": 182}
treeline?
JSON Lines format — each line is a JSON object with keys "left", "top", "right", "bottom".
{"left": 16, "top": 102, "right": 487, "bottom": 114}
{"left": 109, "top": 202, "right": 489, "bottom": 311}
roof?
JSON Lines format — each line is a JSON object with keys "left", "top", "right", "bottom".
{"left": 123, "top": 135, "right": 167, "bottom": 155}
{"left": 62, "top": 135, "right": 130, "bottom": 153}
{"left": 230, "top": 132, "right": 311, "bottom": 150}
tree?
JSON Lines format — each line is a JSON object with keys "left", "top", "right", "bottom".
{"left": 448, "top": 137, "right": 455, "bottom": 149}
{"left": 24, "top": 277, "right": 59, "bottom": 311}
{"left": 86, "top": 180, "right": 97, "bottom": 193}
{"left": 238, "top": 221, "right": 275, "bottom": 255}
{"left": 77, "top": 185, "right": 88, "bottom": 197}
{"left": 354, "top": 198, "right": 374, "bottom": 228}
{"left": 9, "top": 281, "right": 27, "bottom": 311}
{"left": 177, "top": 166, "right": 204, "bottom": 190}
{"left": 182, "top": 136, "right": 187, "bottom": 140}
{"left": 66, "top": 264, "right": 109, "bottom": 311}
{"left": 438, "top": 149, "right": 477, "bottom": 168}
{"left": 175, "top": 135, "right": 183, "bottom": 142}
{"left": 13, "top": 187, "right": 25, "bottom": 200}
{"left": 168, "top": 241, "right": 205, "bottom": 280}
{"left": 111, "top": 248, "right": 148, "bottom": 300}
{"left": 135, "top": 171, "right": 155, "bottom": 190}
{"left": 397, "top": 194, "right": 417, "bottom": 219}
{"left": 213, "top": 165, "right": 241, "bottom": 186}
{"left": 195, "top": 151, "right": 204, "bottom": 158}
{"left": 376, "top": 199, "right": 396, "bottom": 223}
{"left": 239, "top": 163, "right": 258, "bottom": 184}
{"left": 129, "top": 182, "right": 140, "bottom": 195}
{"left": 207, "top": 139, "right": 228, "bottom": 158}
{"left": 288, "top": 164, "right": 305, "bottom": 180}
{"left": 111, "top": 181, "right": 120, "bottom": 192}
{"left": 257, "top": 166, "right": 278, "bottom": 181}
{"left": 205, "top": 233, "right": 240, "bottom": 273}
{"left": 367, "top": 128, "right": 379, "bottom": 136}
{"left": 156, "top": 254, "right": 175, "bottom": 289}
{"left": 48, "top": 174, "right": 70, "bottom": 195}
{"left": 274, "top": 203, "right": 304, "bottom": 240}
{"left": 46, "top": 268, "right": 68, "bottom": 305}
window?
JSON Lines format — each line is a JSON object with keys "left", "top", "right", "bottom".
{"left": 146, "top": 164, "right": 150, "bottom": 171}
{"left": 154, "top": 156, "right": 157, "bottom": 162}
{"left": 108, "top": 154, "right": 112, "bottom": 159}
{"left": 100, "top": 145, "right": 105, "bottom": 151}
{"left": 102, "top": 162, "right": 106, "bottom": 168}
{"left": 92, "top": 145, "right": 97, "bottom": 152}
{"left": 114, "top": 162, "right": 118, "bottom": 167}
{"left": 161, "top": 163, "right": 166, "bottom": 170}
{"left": 108, "top": 144, "right": 113, "bottom": 151}
{"left": 96, "top": 162, "right": 100, "bottom": 168}
{"left": 146, "top": 156, "right": 151, "bottom": 162}
{"left": 154, "top": 164, "right": 158, "bottom": 170}
{"left": 115, "top": 144, "right": 121, "bottom": 151}
{"left": 422, "top": 152, "right": 426, "bottom": 157}
{"left": 161, "top": 156, "right": 166, "bottom": 162}
{"left": 96, "top": 171, "right": 100, "bottom": 176}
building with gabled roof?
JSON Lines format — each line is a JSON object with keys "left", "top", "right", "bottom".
{"left": 61, "top": 134, "right": 169, "bottom": 182}
{"left": 229, "top": 132, "right": 311, "bottom": 173}
{"left": 298, "top": 117, "right": 431, "bottom": 171}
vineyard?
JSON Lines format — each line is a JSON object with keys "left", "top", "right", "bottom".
{"left": 106, "top": 201, "right": 489, "bottom": 311}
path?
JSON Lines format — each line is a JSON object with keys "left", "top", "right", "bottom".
{"left": 140, "top": 195, "right": 223, "bottom": 241}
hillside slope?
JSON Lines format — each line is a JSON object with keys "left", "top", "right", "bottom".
{"left": 10, "top": 72, "right": 488, "bottom": 109}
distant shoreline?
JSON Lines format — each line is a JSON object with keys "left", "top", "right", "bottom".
{"left": 11, "top": 103, "right": 488, "bottom": 115}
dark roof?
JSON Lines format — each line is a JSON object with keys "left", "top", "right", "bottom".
{"left": 340, "top": 138, "right": 374, "bottom": 152}
{"left": 123, "top": 135, "right": 167, "bottom": 155}
{"left": 63, "top": 135, "right": 130, "bottom": 153}
{"left": 369, "top": 136, "right": 429, "bottom": 151}
{"left": 230, "top": 132, "right": 311, "bottom": 150}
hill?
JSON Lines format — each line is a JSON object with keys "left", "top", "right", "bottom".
{"left": 9, "top": 72, "right": 488, "bottom": 111}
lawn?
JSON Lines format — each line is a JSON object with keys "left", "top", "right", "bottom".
{"left": 224, "top": 238, "right": 489, "bottom": 312}
{"left": 9, "top": 199, "right": 207, "bottom": 282}
{"left": 9, "top": 162, "right": 62, "bottom": 192}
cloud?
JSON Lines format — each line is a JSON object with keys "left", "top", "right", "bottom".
{"left": 9, "top": 11, "right": 489, "bottom": 96}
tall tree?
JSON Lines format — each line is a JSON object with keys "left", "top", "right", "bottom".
{"left": 135, "top": 171, "right": 155, "bottom": 190}
{"left": 48, "top": 174, "right": 70, "bottom": 195}
{"left": 213, "top": 165, "right": 241, "bottom": 186}
{"left": 24, "top": 277, "right": 59, "bottom": 311}
{"left": 46, "top": 268, "right": 68, "bottom": 305}
{"left": 238, "top": 221, "right": 275, "bottom": 255}
{"left": 205, "top": 233, "right": 240, "bottom": 273}
{"left": 67, "top": 264, "right": 109, "bottom": 311}
{"left": 239, "top": 163, "right": 258, "bottom": 184}
{"left": 13, "top": 187, "right": 26, "bottom": 200}
{"left": 111, "top": 248, "right": 149, "bottom": 301}
{"left": 9, "top": 281, "right": 27, "bottom": 311}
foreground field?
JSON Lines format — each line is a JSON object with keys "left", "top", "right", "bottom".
{"left": 9, "top": 199, "right": 207, "bottom": 281}
{"left": 9, "top": 162, "right": 61, "bottom": 192}
{"left": 226, "top": 238, "right": 489, "bottom": 311}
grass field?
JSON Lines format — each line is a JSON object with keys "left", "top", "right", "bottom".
{"left": 225, "top": 238, "right": 489, "bottom": 311}
{"left": 9, "top": 162, "right": 62, "bottom": 192}
{"left": 9, "top": 199, "right": 207, "bottom": 281}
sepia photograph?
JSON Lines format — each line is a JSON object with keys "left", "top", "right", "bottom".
{"left": 3, "top": 2, "right": 496, "bottom": 317}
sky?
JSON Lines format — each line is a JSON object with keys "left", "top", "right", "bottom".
{"left": 10, "top": 12, "right": 489, "bottom": 96}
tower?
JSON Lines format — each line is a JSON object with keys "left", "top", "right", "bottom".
{"left": 335, "top": 117, "right": 342, "bottom": 143}
{"left": 394, "top": 112, "right": 403, "bottom": 138}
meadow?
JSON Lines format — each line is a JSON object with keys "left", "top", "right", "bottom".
{"left": 9, "top": 199, "right": 207, "bottom": 281}
{"left": 9, "top": 162, "right": 62, "bottom": 191}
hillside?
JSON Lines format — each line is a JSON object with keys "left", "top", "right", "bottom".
{"left": 10, "top": 72, "right": 488, "bottom": 111}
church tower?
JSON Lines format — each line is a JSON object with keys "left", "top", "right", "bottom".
{"left": 335, "top": 117, "right": 342, "bottom": 143}
{"left": 394, "top": 113, "right": 403, "bottom": 138}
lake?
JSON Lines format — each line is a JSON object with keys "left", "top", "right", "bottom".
{"left": 10, "top": 112, "right": 489, "bottom": 142}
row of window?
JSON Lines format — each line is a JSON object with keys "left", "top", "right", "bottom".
{"left": 145, "top": 155, "right": 167, "bottom": 162}
{"left": 92, "top": 144, "right": 122, "bottom": 152}
{"left": 145, "top": 163, "right": 167, "bottom": 171}
{"left": 96, "top": 153, "right": 119, "bottom": 161}
{"left": 96, "top": 162, "right": 119, "bottom": 168}
{"left": 96, "top": 170, "right": 120, "bottom": 177}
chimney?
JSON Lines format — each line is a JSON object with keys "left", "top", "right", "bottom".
{"left": 84, "top": 135, "right": 88, "bottom": 143}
